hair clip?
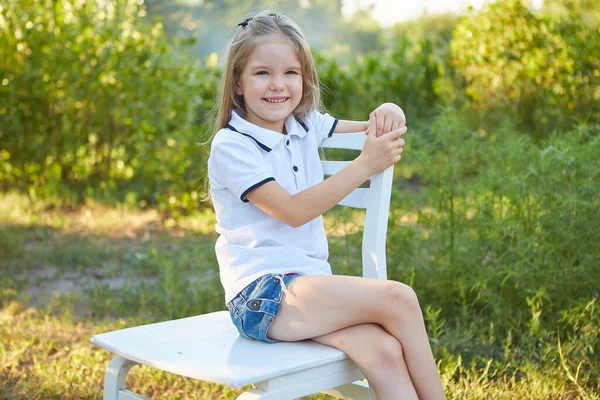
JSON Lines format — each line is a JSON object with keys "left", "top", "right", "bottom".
{"left": 237, "top": 17, "right": 253, "bottom": 28}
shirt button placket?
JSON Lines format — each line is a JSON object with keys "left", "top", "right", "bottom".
{"left": 288, "top": 139, "right": 301, "bottom": 189}
{"left": 291, "top": 155, "right": 306, "bottom": 190}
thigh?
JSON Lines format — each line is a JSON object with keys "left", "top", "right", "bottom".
{"left": 267, "top": 274, "right": 399, "bottom": 342}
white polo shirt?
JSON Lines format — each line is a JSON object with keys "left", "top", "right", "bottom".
{"left": 208, "top": 109, "right": 339, "bottom": 303}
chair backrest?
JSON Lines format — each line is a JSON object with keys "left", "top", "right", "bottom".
{"left": 320, "top": 133, "right": 394, "bottom": 281}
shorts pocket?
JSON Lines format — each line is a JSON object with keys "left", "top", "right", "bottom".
{"left": 239, "top": 304, "right": 268, "bottom": 339}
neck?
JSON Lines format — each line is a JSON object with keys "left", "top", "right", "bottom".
{"left": 245, "top": 115, "right": 286, "bottom": 134}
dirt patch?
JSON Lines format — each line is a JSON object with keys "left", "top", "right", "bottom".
{"left": 19, "top": 263, "right": 160, "bottom": 309}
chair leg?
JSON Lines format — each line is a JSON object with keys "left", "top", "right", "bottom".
{"left": 236, "top": 388, "right": 271, "bottom": 399}
{"left": 322, "top": 380, "right": 376, "bottom": 400}
{"left": 103, "top": 355, "right": 146, "bottom": 400}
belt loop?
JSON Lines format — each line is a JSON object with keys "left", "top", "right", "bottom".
{"left": 274, "top": 274, "right": 288, "bottom": 295}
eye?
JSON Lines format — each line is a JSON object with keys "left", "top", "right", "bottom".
{"left": 286, "top": 70, "right": 299, "bottom": 75}
{"left": 255, "top": 71, "right": 268, "bottom": 76}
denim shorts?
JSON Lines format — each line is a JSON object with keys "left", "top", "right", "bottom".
{"left": 226, "top": 272, "right": 300, "bottom": 343}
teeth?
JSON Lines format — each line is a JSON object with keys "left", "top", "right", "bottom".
{"left": 265, "top": 98, "right": 287, "bottom": 103}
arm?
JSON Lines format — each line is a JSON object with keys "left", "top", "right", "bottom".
{"left": 246, "top": 158, "right": 371, "bottom": 228}
{"left": 246, "top": 127, "right": 405, "bottom": 227}
{"left": 333, "top": 119, "right": 368, "bottom": 134}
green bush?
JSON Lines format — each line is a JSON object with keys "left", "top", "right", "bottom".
{"left": 386, "top": 108, "right": 599, "bottom": 384}
{"left": 0, "top": 0, "right": 219, "bottom": 212}
{"left": 450, "top": 0, "right": 599, "bottom": 137}
{"left": 1, "top": 0, "right": 597, "bottom": 214}
{"left": 317, "top": 32, "right": 454, "bottom": 122}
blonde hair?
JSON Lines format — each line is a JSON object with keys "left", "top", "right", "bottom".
{"left": 214, "top": 10, "right": 321, "bottom": 133}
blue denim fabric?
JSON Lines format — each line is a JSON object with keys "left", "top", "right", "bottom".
{"left": 227, "top": 273, "right": 300, "bottom": 343}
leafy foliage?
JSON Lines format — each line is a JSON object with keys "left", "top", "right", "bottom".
{"left": 0, "top": 0, "right": 219, "bottom": 212}
{"left": 450, "top": 0, "right": 599, "bottom": 137}
{"left": 2, "top": 0, "right": 597, "bottom": 210}
{"left": 385, "top": 110, "right": 599, "bottom": 389}
{"left": 317, "top": 33, "right": 453, "bottom": 123}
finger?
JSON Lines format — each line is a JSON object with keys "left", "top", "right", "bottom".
{"left": 391, "top": 120, "right": 401, "bottom": 131}
{"left": 368, "top": 114, "right": 376, "bottom": 137}
{"left": 387, "top": 127, "right": 404, "bottom": 141}
{"left": 390, "top": 147, "right": 404, "bottom": 160}
{"left": 383, "top": 115, "right": 393, "bottom": 135}
{"left": 390, "top": 138, "right": 406, "bottom": 149}
{"left": 376, "top": 113, "right": 384, "bottom": 137}
{"left": 368, "top": 111, "right": 376, "bottom": 136}
{"left": 390, "top": 126, "right": 408, "bottom": 139}
{"left": 391, "top": 137, "right": 405, "bottom": 148}
{"left": 398, "top": 111, "right": 407, "bottom": 128}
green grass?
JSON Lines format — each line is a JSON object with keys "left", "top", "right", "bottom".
{"left": 0, "top": 192, "right": 597, "bottom": 399}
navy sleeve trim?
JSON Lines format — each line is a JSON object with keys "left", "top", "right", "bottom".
{"left": 241, "top": 177, "right": 275, "bottom": 203}
{"left": 227, "top": 124, "right": 272, "bottom": 152}
{"left": 328, "top": 118, "right": 339, "bottom": 137}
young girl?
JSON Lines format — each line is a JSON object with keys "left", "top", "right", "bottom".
{"left": 207, "top": 10, "right": 446, "bottom": 400}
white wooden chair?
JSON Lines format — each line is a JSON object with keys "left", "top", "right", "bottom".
{"left": 91, "top": 132, "right": 394, "bottom": 400}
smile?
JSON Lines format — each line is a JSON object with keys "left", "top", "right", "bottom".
{"left": 263, "top": 97, "right": 289, "bottom": 103}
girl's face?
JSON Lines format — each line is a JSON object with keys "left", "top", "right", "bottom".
{"left": 235, "top": 34, "right": 303, "bottom": 133}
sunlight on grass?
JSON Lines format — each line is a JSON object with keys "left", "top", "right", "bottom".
{"left": 0, "top": 193, "right": 217, "bottom": 238}
{"left": 1, "top": 193, "right": 598, "bottom": 399}
{"left": 0, "top": 301, "right": 591, "bottom": 399}
{"left": 0, "top": 304, "right": 242, "bottom": 399}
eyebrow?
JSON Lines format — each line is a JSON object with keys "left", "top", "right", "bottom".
{"left": 250, "top": 65, "right": 302, "bottom": 71}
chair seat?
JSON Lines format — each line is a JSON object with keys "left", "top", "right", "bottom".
{"left": 91, "top": 311, "right": 348, "bottom": 388}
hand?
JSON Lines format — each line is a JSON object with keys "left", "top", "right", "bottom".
{"left": 365, "top": 103, "right": 406, "bottom": 137}
{"left": 358, "top": 119, "right": 406, "bottom": 175}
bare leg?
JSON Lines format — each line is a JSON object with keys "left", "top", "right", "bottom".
{"left": 267, "top": 275, "right": 446, "bottom": 400}
{"left": 312, "top": 323, "right": 418, "bottom": 400}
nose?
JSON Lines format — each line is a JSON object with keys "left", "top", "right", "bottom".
{"left": 269, "top": 76, "right": 285, "bottom": 91}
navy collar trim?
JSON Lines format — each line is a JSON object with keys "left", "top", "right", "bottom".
{"left": 227, "top": 124, "right": 272, "bottom": 152}
{"left": 295, "top": 116, "right": 309, "bottom": 132}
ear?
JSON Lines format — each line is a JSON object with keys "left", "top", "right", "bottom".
{"left": 234, "top": 80, "right": 243, "bottom": 96}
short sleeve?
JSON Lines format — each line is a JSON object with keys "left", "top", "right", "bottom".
{"left": 305, "top": 110, "right": 339, "bottom": 145}
{"left": 209, "top": 136, "right": 275, "bottom": 203}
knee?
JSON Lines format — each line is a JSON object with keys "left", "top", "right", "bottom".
{"left": 383, "top": 281, "right": 422, "bottom": 320}
{"left": 367, "top": 331, "right": 405, "bottom": 369}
